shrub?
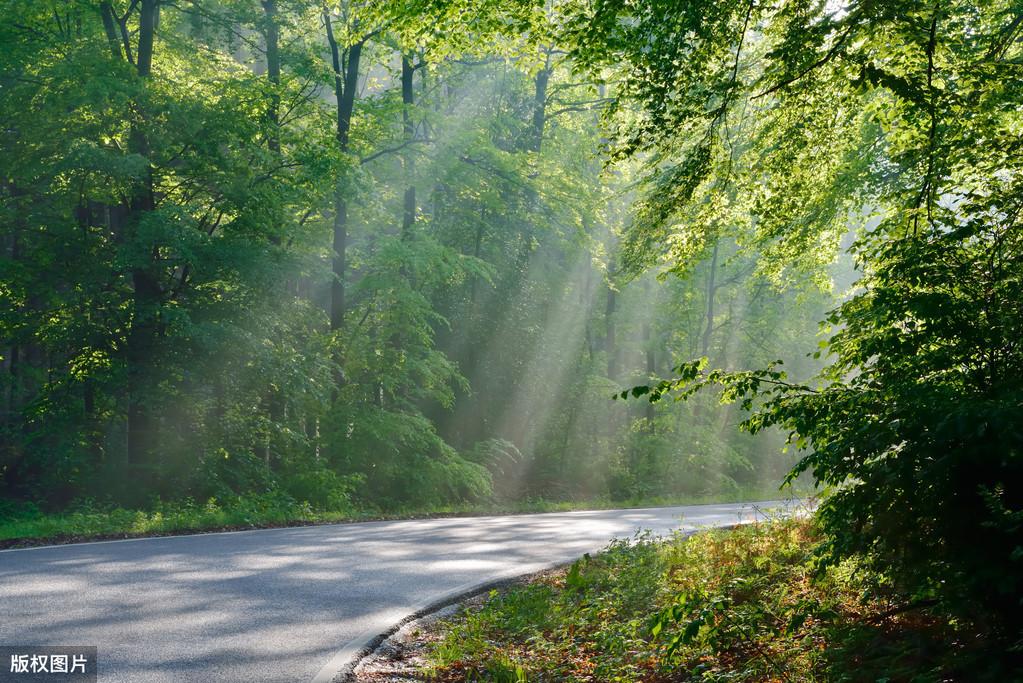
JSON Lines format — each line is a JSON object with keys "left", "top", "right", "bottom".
{"left": 282, "top": 468, "right": 359, "bottom": 512}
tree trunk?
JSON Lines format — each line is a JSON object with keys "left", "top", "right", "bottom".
{"left": 530, "top": 65, "right": 550, "bottom": 154}
{"left": 125, "top": 0, "right": 161, "bottom": 466}
{"left": 324, "top": 14, "right": 363, "bottom": 339}
{"left": 469, "top": 208, "right": 486, "bottom": 306}
{"left": 701, "top": 239, "right": 720, "bottom": 358}
{"left": 401, "top": 53, "right": 416, "bottom": 240}
{"left": 515, "top": 56, "right": 552, "bottom": 269}
{"left": 260, "top": 0, "right": 284, "bottom": 460}
{"left": 135, "top": 0, "right": 156, "bottom": 77}
{"left": 126, "top": 269, "right": 160, "bottom": 465}
{"left": 99, "top": 2, "right": 122, "bottom": 60}
{"left": 605, "top": 259, "right": 618, "bottom": 380}
{"left": 643, "top": 283, "right": 656, "bottom": 424}
{"left": 2, "top": 183, "right": 23, "bottom": 430}
{"left": 262, "top": 0, "right": 281, "bottom": 154}
{"left": 692, "top": 240, "right": 720, "bottom": 426}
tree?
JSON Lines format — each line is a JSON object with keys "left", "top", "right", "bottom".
{"left": 0, "top": 0, "right": 840, "bottom": 520}
{"left": 588, "top": 0, "right": 1023, "bottom": 644}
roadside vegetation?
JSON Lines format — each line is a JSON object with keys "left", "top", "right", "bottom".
{"left": 0, "top": 489, "right": 792, "bottom": 548}
{"left": 4, "top": 0, "right": 1021, "bottom": 679}
{"left": 426, "top": 518, "right": 1014, "bottom": 682}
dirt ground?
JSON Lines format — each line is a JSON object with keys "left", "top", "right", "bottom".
{"left": 351, "top": 567, "right": 567, "bottom": 682}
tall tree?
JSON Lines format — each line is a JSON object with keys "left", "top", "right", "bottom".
{"left": 323, "top": 8, "right": 365, "bottom": 339}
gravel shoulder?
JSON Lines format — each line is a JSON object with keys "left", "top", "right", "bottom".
{"left": 352, "top": 567, "right": 569, "bottom": 683}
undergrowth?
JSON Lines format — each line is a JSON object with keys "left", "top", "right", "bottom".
{"left": 427, "top": 518, "right": 1013, "bottom": 682}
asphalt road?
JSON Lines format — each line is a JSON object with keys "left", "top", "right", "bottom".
{"left": 0, "top": 501, "right": 796, "bottom": 682}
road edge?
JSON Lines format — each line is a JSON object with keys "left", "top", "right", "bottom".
{"left": 0, "top": 498, "right": 803, "bottom": 552}
{"left": 315, "top": 563, "right": 575, "bottom": 683}
{"left": 314, "top": 523, "right": 756, "bottom": 683}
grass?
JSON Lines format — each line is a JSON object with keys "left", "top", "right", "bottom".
{"left": 0, "top": 488, "right": 795, "bottom": 548}
{"left": 0, "top": 493, "right": 343, "bottom": 547}
{"left": 425, "top": 517, "right": 1005, "bottom": 682}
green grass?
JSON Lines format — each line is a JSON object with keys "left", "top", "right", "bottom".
{"left": 0, "top": 488, "right": 796, "bottom": 548}
{"left": 0, "top": 494, "right": 346, "bottom": 546}
{"left": 425, "top": 517, "right": 1005, "bottom": 682}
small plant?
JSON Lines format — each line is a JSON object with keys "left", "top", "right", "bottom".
{"left": 425, "top": 519, "right": 1009, "bottom": 682}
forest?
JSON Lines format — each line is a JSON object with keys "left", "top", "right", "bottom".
{"left": 1, "top": 0, "right": 841, "bottom": 515}
{"left": 2, "top": 0, "right": 1022, "bottom": 675}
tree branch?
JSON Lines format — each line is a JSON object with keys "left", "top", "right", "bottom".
{"left": 753, "top": 22, "right": 855, "bottom": 99}
{"left": 359, "top": 138, "right": 430, "bottom": 165}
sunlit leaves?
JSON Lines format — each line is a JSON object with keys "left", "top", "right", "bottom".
{"left": 574, "top": 0, "right": 1023, "bottom": 636}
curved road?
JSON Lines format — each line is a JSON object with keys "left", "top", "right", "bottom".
{"left": 0, "top": 501, "right": 795, "bottom": 682}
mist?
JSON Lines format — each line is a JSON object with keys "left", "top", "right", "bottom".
{"left": 0, "top": 1, "right": 852, "bottom": 518}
